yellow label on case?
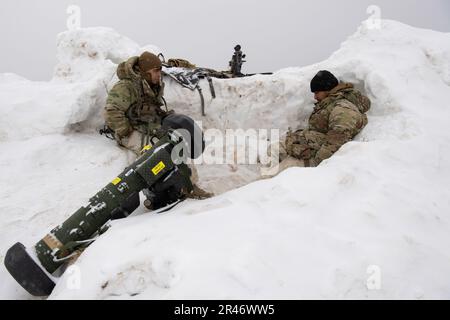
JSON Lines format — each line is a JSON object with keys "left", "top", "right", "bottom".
{"left": 111, "top": 177, "right": 121, "bottom": 185}
{"left": 141, "top": 145, "right": 152, "bottom": 153}
{"left": 151, "top": 161, "right": 166, "bottom": 175}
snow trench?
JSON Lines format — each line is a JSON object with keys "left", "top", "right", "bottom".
{"left": 1, "top": 19, "right": 450, "bottom": 299}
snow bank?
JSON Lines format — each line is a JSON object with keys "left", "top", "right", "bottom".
{"left": 0, "top": 27, "right": 161, "bottom": 142}
{"left": 1, "top": 19, "right": 450, "bottom": 299}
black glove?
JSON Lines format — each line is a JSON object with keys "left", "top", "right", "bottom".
{"left": 153, "top": 126, "right": 169, "bottom": 139}
{"left": 161, "top": 109, "right": 175, "bottom": 120}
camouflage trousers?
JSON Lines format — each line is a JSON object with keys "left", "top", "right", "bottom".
{"left": 284, "top": 129, "right": 334, "bottom": 167}
{"left": 117, "top": 130, "right": 155, "bottom": 155}
{"left": 117, "top": 129, "right": 199, "bottom": 185}
{"left": 261, "top": 136, "right": 306, "bottom": 178}
{"left": 262, "top": 129, "right": 333, "bottom": 177}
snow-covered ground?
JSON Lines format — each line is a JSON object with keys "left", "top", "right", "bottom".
{"left": 0, "top": 19, "right": 450, "bottom": 299}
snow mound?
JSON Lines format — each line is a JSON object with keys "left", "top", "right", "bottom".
{"left": 0, "top": 27, "right": 161, "bottom": 142}
{"left": 1, "top": 19, "right": 450, "bottom": 299}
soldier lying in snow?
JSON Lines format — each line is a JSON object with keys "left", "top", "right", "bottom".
{"left": 270, "top": 70, "right": 371, "bottom": 173}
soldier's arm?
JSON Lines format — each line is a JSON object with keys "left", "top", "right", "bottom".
{"left": 311, "top": 102, "right": 361, "bottom": 166}
{"left": 157, "top": 82, "right": 166, "bottom": 107}
{"left": 358, "top": 93, "right": 371, "bottom": 113}
{"left": 104, "top": 81, "right": 137, "bottom": 138}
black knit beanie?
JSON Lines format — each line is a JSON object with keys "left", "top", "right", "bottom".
{"left": 310, "top": 70, "right": 339, "bottom": 92}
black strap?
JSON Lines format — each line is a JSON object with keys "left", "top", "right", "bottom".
{"left": 162, "top": 96, "right": 168, "bottom": 112}
{"left": 207, "top": 76, "right": 216, "bottom": 99}
{"left": 99, "top": 125, "right": 115, "bottom": 140}
{"left": 197, "top": 85, "right": 205, "bottom": 116}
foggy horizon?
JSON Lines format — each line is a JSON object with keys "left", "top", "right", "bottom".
{"left": 1, "top": 0, "right": 449, "bottom": 81}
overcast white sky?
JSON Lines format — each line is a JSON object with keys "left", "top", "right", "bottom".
{"left": 1, "top": 0, "right": 449, "bottom": 81}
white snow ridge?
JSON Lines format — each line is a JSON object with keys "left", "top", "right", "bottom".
{"left": 0, "top": 19, "right": 450, "bottom": 299}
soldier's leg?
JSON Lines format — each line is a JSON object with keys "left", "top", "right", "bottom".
{"left": 117, "top": 130, "right": 145, "bottom": 156}
{"left": 285, "top": 131, "right": 308, "bottom": 159}
{"left": 260, "top": 137, "right": 296, "bottom": 178}
{"left": 261, "top": 154, "right": 306, "bottom": 179}
{"left": 186, "top": 163, "right": 214, "bottom": 199}
{"left": 285, "top": 130, "right": 328, "bottom": 161}
{"left": 279, "top": 139, "right": 289, "bottom": 162}
{"left": 188, "top": 163, "right": 199, "bottom": 185}
{"left": 261, "top": 137, "right": 288, "bottom": 167}
{"left": 277, "top": 156, "right": 306, "bottom": 172}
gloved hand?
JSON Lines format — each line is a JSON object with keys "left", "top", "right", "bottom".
{"left": 161, "top": 109, "right": 175, "bottom": 120}
{"left": 153, "top": 126, "right": 169, "bottom": 139}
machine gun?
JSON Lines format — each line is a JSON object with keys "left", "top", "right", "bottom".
{"left": 4, "top": 114, "right": 204, "bottom": 296}
{"left": 229, "top": 44, "right": 246, "bottom": 77}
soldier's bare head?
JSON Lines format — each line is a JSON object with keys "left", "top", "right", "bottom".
{"left": 138, "top": 51, "right": 162, "bottom": 85}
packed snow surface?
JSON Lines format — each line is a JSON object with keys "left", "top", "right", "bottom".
{"left": 0, "top": 20, "right": 449, "bottom": 299}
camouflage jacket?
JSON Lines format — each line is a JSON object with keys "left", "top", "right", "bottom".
{"left": 285, "top": 82, "right": 371, "bottom": 166}
{"left": 104, "top": 56, "right": 168, "bottom": 139}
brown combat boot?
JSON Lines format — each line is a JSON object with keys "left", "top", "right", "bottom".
{"left": 186, "top": 184, "right": 214, "bottom": 200}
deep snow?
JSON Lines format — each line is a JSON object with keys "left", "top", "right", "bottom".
{"left": 0, "top": 19, "right": 450, "bottom": 299}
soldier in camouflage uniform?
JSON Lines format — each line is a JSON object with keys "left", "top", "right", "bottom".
{"left": 104, "top": 51, "right": 212, "bottom": 199}
{"left": 105, "top": 51, "right": 170, "bottom": 155}
{"left": 269, "top": 70, "right": 371, "bottom": 173}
